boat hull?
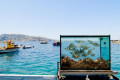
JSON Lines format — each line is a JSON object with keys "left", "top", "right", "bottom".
{"left": 0, "top": 48, "right": 20, "bottom": 53}
{"left": 53, "top": 42, "right": 60, "bottom": 46}
{"left": 23, "top": 46, "right": 34, "bottom": 49}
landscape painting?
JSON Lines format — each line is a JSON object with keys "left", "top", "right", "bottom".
{"left": 61, "top": 36, "right": 110, "bottom": 70}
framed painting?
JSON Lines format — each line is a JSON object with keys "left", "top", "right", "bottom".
{"left": 60, "top": 35, "right": 111, "bottom": 70}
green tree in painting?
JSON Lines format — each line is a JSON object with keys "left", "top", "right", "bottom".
{"left": 65, "top": 40, "right": 99, "bottom": 59}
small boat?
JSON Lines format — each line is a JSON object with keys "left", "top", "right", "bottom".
{"left": 23, "top": 45, "right": 34, "bottom": 49}
{"left": 0, "top": 40, "right": 21, "bottom": 53}
{"left": 53, "top": 42, "right": 60, "bottom": 46}
{"left": 40, "top": 41, "right": 48, "bottom": 44}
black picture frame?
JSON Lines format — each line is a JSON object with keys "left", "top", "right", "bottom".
{"left": 60, "top": 35, "right": 111, "bottom": 70}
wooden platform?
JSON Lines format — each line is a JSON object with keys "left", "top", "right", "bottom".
{"left": 60, "top": 75, "right": 119, "bottom": 80}
{"left": 58, "top": 70, "right": 118, "bottom": 75}
{"left": 57, "top": 70, "right": 118, "bottom": 80}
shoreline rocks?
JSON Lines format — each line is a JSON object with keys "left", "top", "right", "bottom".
{"left": 61, "top": 56, "right": 109, "bottom": 70}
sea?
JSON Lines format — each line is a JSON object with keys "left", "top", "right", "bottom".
{"left": 0, "top": 41, "right": 119, "bottom": 79}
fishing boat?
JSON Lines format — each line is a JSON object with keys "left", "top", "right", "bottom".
{"left": 23, "top": 45, "right": 34, "bottom": 49}
{"left": 40, "top": 41, "right": 48, "bottom": 44}
{"left": 53, "top": 42, "right": 60, "bottom": 46}
{"left": 0, "top": 40, "right": 21, "bottom": 53}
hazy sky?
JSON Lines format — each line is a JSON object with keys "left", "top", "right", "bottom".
{"left": 0, "top": 0, "right": 120, "bottom": 40}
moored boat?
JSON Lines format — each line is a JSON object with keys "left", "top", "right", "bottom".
{"left": 23, "top": 45, "right": 34, "bottom": 49}
{"left": 40, "top": 41, "right": 48, "bottom": 44}
{"left": 53, "top": 42, "right": 60, "bottom": 46}
{"left": 0, "top": 40, "right": 20, "bottom": 53}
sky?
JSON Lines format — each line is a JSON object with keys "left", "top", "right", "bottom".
{"left": 0, "top": 0, "right": 120, "bottom": 40}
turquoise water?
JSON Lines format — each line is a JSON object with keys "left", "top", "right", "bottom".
{"left": 111, "top": 44, "right": 120, "bottom": 78}
{"left": 0, "top": 41, "right": 119, "bottom": 78}
{"left": 0, "top": 41, "right": 60, "bottom": 75}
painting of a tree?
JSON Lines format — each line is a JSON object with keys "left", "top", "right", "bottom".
{"left": 61, "top": 36, "right": 110, "bottom": 70}
{"left": 65, "top": 40, "right": 99, "bottom": 59}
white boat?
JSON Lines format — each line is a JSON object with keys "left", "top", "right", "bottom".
{"left": 23, "top": 45, "right": 34, "bottom": 49}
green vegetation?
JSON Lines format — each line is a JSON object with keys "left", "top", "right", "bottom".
{"left": 65, "top": 40, "right": 100, "bottom": 59}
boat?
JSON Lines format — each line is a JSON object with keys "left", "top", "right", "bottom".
{"left": 0, "top": 40, "right": 21, "bottom": 53}
{"left": 40, "top": 41, "right": 48, "bottom": 44}
{"left": 23, "top": 45, "right": 34, "bottom": 49}
{"left": 53, "top": 42, "right": 60, "bottom": 46}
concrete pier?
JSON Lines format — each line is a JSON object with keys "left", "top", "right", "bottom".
{"left": 0, "top": 74, "right": 57, "bottom": 80}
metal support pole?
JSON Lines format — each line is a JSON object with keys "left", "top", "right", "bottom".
{"left": 86, "top": 75, "right": 90, "bottom": 80}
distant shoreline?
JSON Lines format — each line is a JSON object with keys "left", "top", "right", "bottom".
{"left": 111, "top": 40, "right": 120, "bottom": 44}
{"left": 0, "top": 34, "right": 57, "bottom": 41}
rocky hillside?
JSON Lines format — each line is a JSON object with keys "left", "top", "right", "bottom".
{"left": 111, "top": 40, "right": 120, "bottom": 44}
{"left": 0, "top": 34, "right": 52, "bottom": 41}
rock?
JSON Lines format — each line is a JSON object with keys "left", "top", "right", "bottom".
{"left": 61, "top": 56, "right": 109, "bottom": 70}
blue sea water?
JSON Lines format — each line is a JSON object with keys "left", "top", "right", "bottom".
{"left": 0, "top": 41, "right": 60, "bottom": 75}
{"left": 0, "top": 41, "right": 119, "bottom": 79}
{"left": 111, "top": 44, "right": 120, "bottom": 78}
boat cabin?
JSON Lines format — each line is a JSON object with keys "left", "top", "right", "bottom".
{"left": 0, "top": 40, "right": 15, "bottom": 49}
{"left": 57, "top": 35, "right": 119, "bottom": 80}
{"left": 7, "top": 40, "right": 15, "bottom": 49}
